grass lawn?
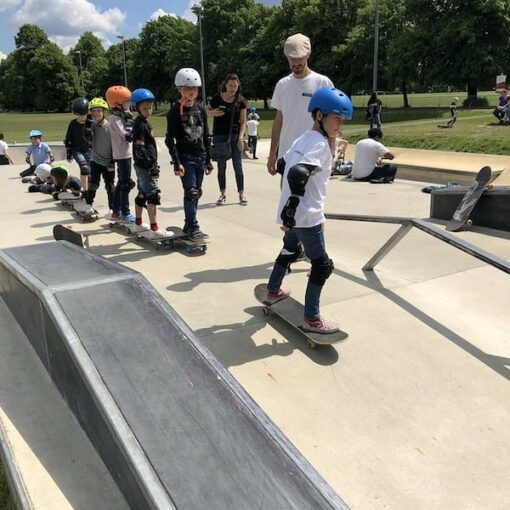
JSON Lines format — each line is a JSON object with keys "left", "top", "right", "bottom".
{"left": 1, "top": 98, "right": 508, "bottom": 155}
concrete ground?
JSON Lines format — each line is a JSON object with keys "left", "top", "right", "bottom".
{"left": 1, "top": 140, "right": 510, "bottom": 509}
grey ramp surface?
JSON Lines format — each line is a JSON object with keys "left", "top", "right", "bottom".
{"left": 55, "top": 278, "right": 338, "bottom": 509}
{"left": 0, "top": 242, "right": 349, "bottom": 510}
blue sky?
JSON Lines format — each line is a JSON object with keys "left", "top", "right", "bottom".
{"left": 0, "top": 0, "right": 280, "bottom": 59}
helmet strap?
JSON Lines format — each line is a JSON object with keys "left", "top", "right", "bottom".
{"left": 315, "top": 111, "right": 328, "bottom": 137}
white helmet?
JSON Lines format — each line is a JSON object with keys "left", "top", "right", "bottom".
{"left": 34, "top": 163, "right": 52, "bottom": 181}
{"left": 175, "top": 68, "right": 202, "bottom": 87}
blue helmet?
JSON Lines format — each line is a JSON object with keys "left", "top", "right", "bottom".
{"left": 307, "top": 87, "right": 353, "bottom": 120}
{"left": 130, "top": 88, "right": 156, "bottom": 106}
{"left": 29, "top": 129, "right": 42, "bottom": 138}
{"left": 250, "top": 107, "right": 256, "bottom": 112}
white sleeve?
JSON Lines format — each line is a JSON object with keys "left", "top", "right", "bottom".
{"left": 377, "top": 142, "right": 389, "bottom": 156}
{"left": 270, "top": 81, "right": 283, "bottom": 111}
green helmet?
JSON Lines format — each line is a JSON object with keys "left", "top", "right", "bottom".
{"left": 89, "top": 97, "right": 109, "bottom": 110}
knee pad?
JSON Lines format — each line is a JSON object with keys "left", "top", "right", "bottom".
{"left": 79, "top": 163, "right": 91, "bottom": 176}
{"left": 135, "top": 193, "right": 147, "bottom": 208}
{"left": 309, "top": 254, "right": 334, "bottom": 286}
{"left": 184, "top": 187, "right": 200, "bottom": 202}
{"left": 147, "top": 192, "right": 161, "bottom": 205}
{"left": 275, "top": 243, "right": 303, "bottom": 268}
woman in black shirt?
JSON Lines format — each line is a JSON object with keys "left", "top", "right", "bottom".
{"left": 207, "top": 73, "right": 248, "bottom": 205}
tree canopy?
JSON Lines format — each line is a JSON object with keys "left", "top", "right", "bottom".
{"left": 1, "top": 0, "right": 509, "bottom": 111}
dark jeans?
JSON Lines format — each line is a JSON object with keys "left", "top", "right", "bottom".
{"left": 214, "top": 133, "right": 244, "bottom": 193}
{"left": 354, "top": 164, "right": 397, "bottom": 181}
{"left": 493, "top": 108, "right": 505, "bottom": 120}
{"left": 112, "top": 158, "right": 132, "bottom": 215}
{"left": 85, "top": 160, "right": 115, "bottom": 209}
{"left": 0, "top": 155, "right": 9, "bottom": 165}
{"left": 248, "top": 135, "right": 258, "bottom": 157}
{"left": 180, "top": 153, "right": 205, "bottom": 231}
{"left": 268, "top": 224, "right": 326, "bottom": 319}
{"left": 20, "top": 165, "right": 36, "bottom": 177}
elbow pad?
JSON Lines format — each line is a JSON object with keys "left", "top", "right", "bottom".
{"left": 287, "top": 163, "right": 319, "bottom": 196}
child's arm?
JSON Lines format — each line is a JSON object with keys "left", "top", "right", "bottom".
{"left": 64, "top": 122, "right": 73, "bottom": 161}
{"left": 165, "top": 108, "right": 184, "bottom": 176}
{"left": 202, "top": 104, "right": 213, "bottom": 174}
{"left": 25, "top": 146, "right": 31, "bottom": 165}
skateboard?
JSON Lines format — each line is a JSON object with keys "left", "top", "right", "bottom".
{"left": 137, "top": 226, "right": 208, "bottom": 253}
{"left": 73, "top": 201, "right": 98, "bottom": 222}
{"left": 58, "top": 191, "right": 80, "bottom": 207}
{"left": 446, "top": 166, "right": 492, "bottom": 232}
{"left": 254, "top": 283, "right": 348, "bottom": 349}
{"left": 53, "top": 224, "right": 84, "bottom": 248}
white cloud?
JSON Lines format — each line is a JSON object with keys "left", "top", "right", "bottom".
{"left": 182, "top": 0, "right": 197, "bottom": 22}
{"left": 0, "top": 0, "right": 21, "bottom": 14}
{"left": 11, "top": 0, "right": 126, "bottom": 49}
{"left": 0, "top": 51, "right": 7, "bottom": 61}
{"left": 148, "top": 9, "right": 176, "bottom": 21}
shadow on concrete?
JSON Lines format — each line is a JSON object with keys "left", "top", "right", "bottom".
{"left": 196, "top": 306, "right": 339, "bottom": 368}
{"left": 167, "top": 262, "right": 309, "bottom": 292}
{"left": 159, "top": 201, "right": 237, "bottom": 214}
{"left": 334, "top": 266, "right": 510, "bottom": 382}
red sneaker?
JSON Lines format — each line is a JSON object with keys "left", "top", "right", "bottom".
{"left": 264, "top": 287, "right": 290, "bottom": 305}
{"left": 302, "top": 317, "right": 339, "bottom": 334}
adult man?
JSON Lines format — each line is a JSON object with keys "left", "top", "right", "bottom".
{"left": 267, "top": 33, "right": 333, "bottom": 175}
{"left": 352, "top": 128, "right": 397, "bottom": 183}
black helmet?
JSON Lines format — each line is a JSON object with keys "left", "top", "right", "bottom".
{"left": 72, "top": 97, "right": 89, "bottom": 115}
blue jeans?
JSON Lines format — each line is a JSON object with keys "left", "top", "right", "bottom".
{"left": 73, "top": 150, "right": 91, "bottom": 175}
{"left": 180, "top": 153, "right": 205, "bottom": 231}
{"left": 134, "top": 164, "right": 159, "bottom": 196}
{"left": 268, "top": 224, "right": 326, "bottom": 319}
{"left": 112, "top": 158, "right": 132, "bottom": 215}
{"left": 214, "top": 133, "right": 244, "bottom": 193}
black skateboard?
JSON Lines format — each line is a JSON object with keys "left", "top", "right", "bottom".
{"left": 254, "top": 283, "right": 348, "bottom": 349}
{"left": 58, "top": 191, "right": 80, "bottom": 208}
{"left": 446, "top": 166, "right": 491, "bottom": 232}
{"left": 53, "top": 224, "right": 84, "bottom": 248}
{"left": 137, "top": 226, "right": 208, "bottom": 253}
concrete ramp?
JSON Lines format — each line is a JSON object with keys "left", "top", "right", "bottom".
{"left": 0, "top": 241, "right": 348, "bottom": 510}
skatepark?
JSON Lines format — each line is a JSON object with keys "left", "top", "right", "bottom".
{"left": 1, "top": 139, "right": 510, "bottom": 509}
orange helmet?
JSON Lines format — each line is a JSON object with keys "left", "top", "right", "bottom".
{"left": 105, "top": 86, "right": 131, "bottom": 107}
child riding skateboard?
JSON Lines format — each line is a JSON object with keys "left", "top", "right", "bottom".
{"left": 264, "top": 87, "right": 353, "bottom": 334}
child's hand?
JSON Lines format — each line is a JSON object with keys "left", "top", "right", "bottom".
{"left": 25, "top": 157, "right": 31, "bottom": 164}
{"left": 174, "top": 165, "right": 185, "bottom": 177}
{"left": 205, "top": 162, "right": 214, "bottom": 175}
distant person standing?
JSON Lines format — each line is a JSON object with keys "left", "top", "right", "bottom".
{"left": 438, "top": 96, "right": 459, "bottom": 128}
{"left": 246, "top": 115, "right": 259, "bottom": 159}
{"left": 0, "top": 133, "right": 13, "bottom": 165}
{"left": 366, "top": 92, "right": 382, "bottom": 129}
{"left": 267, "top": 33, "right": 333, "bottom": 175}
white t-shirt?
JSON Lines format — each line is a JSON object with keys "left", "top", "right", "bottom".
{"left": 352, "top": 138, "right": 389, "bottom": 179}
{"left": 0, "top": 140, "right": 7, "bottom": 155}
{"left": 246, "top": 119, "right": 259, "bottom": 136}
{"left": 277, "top": 130, "right": 332, "bottom": 228}
{"left": 271, "top": 71, "right": 333, "bottom": 157}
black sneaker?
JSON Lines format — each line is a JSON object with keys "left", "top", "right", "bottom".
{"left": 188, "top": 229, "right": 205, "bottom": 241}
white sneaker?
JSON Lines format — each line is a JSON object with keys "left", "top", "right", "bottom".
{"left": 150, "top": 228, "right": 172, "bottom": 239}
{"left": 128, "top": 223, "right": 150, "bottom": 233}
{"left": 83, "top": 204, "right": 95, "bottom": 215}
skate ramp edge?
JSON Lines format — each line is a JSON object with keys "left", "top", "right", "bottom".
{"left": 0, "top": 241, "right": 349, "bottom": 510}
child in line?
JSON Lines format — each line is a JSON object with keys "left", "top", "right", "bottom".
{"left": 0, "top": 133, "right": 14, "bottom": 165}
{"left": 106, "top": 85, "right": 135, "bottom": 223}
{"left": 20, "top": 130, "right": 53, "bottom": 177}
{"left": 246, "top": 115, "right": 259, "bottom": 159}
{"left": 82, "top": 97, "right": 115, "bottom": 216}
{"left": 130, "top": 88, "right": 169, "bottom": 237}
{"left": 165, "top": 68, "right": 213, "bottom": 240}
{"left": 64, "top": 97, "right": 92, "bottom": 194}
{"left": 264, "top": 87, "right": 353, "bottom": 333}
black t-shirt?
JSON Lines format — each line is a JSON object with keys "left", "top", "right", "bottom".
{"left": 64, "top": 118, "right": 91, "bottom": 152}
{"left": 132, "top": 116, "right": 157, "bottom": 167}
{"left": 209, "top": 93, "right": 247, "bottom": 135}
{"left": 165, "top": 101, "right": 210, "bottom": 168}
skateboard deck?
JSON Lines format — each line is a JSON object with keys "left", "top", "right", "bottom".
{"left": 137, "top": 226, "right": 208, "bottom": 253}
{"left": 254, "top": 283, "right": 348, "bottom": 349}
{"left": 446, "top": 166, "right": 491, "bottom": 232}
{"left": 59, "top": 191, "right": 80, "bottom": 207}
{"left": 53, "top": 224, "right": 84, "bottom": 248}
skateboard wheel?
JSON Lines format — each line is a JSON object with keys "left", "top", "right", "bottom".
{"left": 307, "top": 340, "right": 316, "bottom": 349}
{"left": 466, "top": 219, "right": 473, "bottom": 226}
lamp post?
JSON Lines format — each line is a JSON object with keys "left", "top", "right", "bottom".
{"left": 193, "top": 4, "right": 207, "bottom": 104}
{"left": 117, "top": 35, "right": 128, "bottom": 87}
{"left": 372, "top": 0, "right": 380, "bottom": 92}
{"left": 75, "top": 50, "right": 84, "bottom": 96}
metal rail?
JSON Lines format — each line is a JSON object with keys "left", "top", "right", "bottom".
{"left": 325, "top": 213, "right": 510, "bottom": 274}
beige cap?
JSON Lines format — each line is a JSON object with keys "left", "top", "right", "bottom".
{"left": 284, "top": 33, "right": 311, "bottom": 58}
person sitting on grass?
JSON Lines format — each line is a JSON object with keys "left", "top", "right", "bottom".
{"left": 351, "top": 128, "right": 396, "bottom": 183}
